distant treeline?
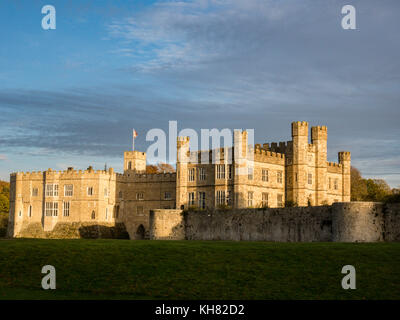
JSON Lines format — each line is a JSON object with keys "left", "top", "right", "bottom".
{"left": 351, "top": 167, "right": 400, "bottom": 203}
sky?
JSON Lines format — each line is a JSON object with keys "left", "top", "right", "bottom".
{"left": 0, "top": 0, "right": 399, "bottom": 187}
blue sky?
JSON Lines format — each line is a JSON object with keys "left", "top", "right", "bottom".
{"left": 0, "top": 0, "right": 399, "bottom": 187}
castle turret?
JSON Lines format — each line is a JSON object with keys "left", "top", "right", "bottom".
{"left": 311, "top": 126, "right": 328, "bottom": 205}
{"left": 291, "top": 121, "right": 308, "bottom": 206}
{"left": 338, "top": 151, "right": 351, "bottom": 202}
{"left": 176, "top": 137, "right": 190, "bottom": 209}
{"left": 124, "top": 151, "right": 146, "bottom": 172}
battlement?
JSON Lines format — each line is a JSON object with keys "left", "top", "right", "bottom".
{"left": 124, "top": 151, "right": 146, "bottom": 159}
{"left": 262, "top": 141, "right": 292, "bottom": 154}
{"left": 254, "top": 148, "right": 285, "bottom": 165}
{"left": 327, "top": 161, "right": 343, "bottom": 173}
{"left": 338, "top": 151, "right": 351, "bottom": 162}
{"left": 311, "top": 125, "right": 328, "bottom": 141}
{"left": 117, "top": 171, "right": 177, "bottom": 182}
{"left": 291, "top": 121, "right": 309, "bottom": 136}
{"left": 11, "top": 167, "right": 116, "bottom": 179}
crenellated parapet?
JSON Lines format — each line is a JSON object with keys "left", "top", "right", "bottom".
{"left": 254, "top": 148, "right": 285, "bottom": 165}
{"left": 327, "top": 161, "right": 343, "bottom": 173}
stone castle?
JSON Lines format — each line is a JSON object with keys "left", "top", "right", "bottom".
{"left": 7, "top": 121, "right": 351, "bottom": 239}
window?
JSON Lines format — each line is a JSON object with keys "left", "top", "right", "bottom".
{"left": 136, "top": 192, "right": 144, "bottom": 200}
{"left": 119, "top": 191, "right": 123, "bottom": 199}
{"left": 277, "top": 194, "right": 283, "bottom": 207}
{"left": 28, "top": 205, "right": 32, "bottom": 218}
{"left": 104, "top": 188, "right": 108, "bottom": 197}
{"left": 105, "top": 207, "right": 108, "bottom": 220}
{"left": 136, "top": 206, "right": 144, "bottom": 215}
{"left": 188, "top": 168, "right": 195, "bottom": 181}
{"left": 45, "top": 202, "right": 58, "bottom": 216}
{"left": 32, "top": 188, "right": 38, "bottom": 197}
{"left": 216, "top": 164, "right": 225, "bottom": 179}
{"left": 228, "top": 165, "right": 233, "bottom": 180}
{"left": 188, "top": 192, "right": 195, "bottom": 206}
{"left": 64, "top": 184, "right": 73, "bottom": 196}
{"left": 164, "top": 192, "right": 172, "bottom": 200}
{"left": 216, "top": 190, "right": 226, "bottom": 206}
{"left": 198, "top": 168, "right": 206, "bottom": 181}
{"left": 334, "top": 179, "right": 338, "bottom": 190}
{"left": 63, "top": 202, "right": 70, "bottom": 217}
{"left": 45, "top": 184, "right": 58, "bottom": 197}
{"left": 262, "top": 193, "right": 269, "bottom": 207}
{"left": 277, "top": 171, "right": 283, "bottom": 184}
{"left": 247, "top": 192, "right": 254, "bottom": 207}
{"left": 18, "top": 210, "right": 22, "bottom": 217}
{"left": 91, "top": 211, "right": 96, "bottom": 219}
{"left": 248, "top": 167, "right": 254, "bottom": 180}
{"left": 198, "top": 192, "right": 206, "bottom": 209}
{"left": 328, "top": 178, "right": 331, "bottom": 189}
{"left": 308, "top": 173, "right": 312, "bottom": 185}
{"left": 227, "top": 191, "right": 232, "bottom": 205}
{"left": 128, "top": 161, "right": 132, "bottom": 170}
{"left": 114, "top": 206, "right": 120, "bottom": 218}
{"left": 87, "top": 187, "right": 93, "bottom": 196}
{"left": 262, "top": 169, "right": 269, "bottom": 182}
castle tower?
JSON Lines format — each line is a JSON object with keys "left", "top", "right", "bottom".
{"left": 7, "top": 173, "right": 23, "bottom": 237}
{"left": 291, "top": 121, "right": 309, "bottom": 206}
{"left": 338, "top": 151, "right": 351, "bottom": 202}
{"left": 233, "top": 130, "right": 249, "bottom": 208}
{"left": 176, "top": 136, "right": 190, "bottom": 209}
{"left": 311, "top": 126, "right": 328, "bottom": 205}
{"left": 124, "top": 151, "right": 146, "bottom": 172}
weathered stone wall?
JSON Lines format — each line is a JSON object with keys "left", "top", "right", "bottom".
{"left": 384, "top": 203, "right": 400, "bottom": 241}
{"left": 184, "top": 206, "right": 332, "bottom": 241}
{"left": 332, "top": 202, "right": 385, "bottom": 242}
{"left": 149, "top": 209, "right": 185, "bottom": 240}
{"left": 150, "top": 202, "right": 400, "bottom": 242}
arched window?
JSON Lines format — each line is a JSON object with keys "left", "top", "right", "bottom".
{"left": 128, "top": 161, "right": 132, "bottom": 170}
{"left": 91, "top": 211, "right": 96, "bottom": 219}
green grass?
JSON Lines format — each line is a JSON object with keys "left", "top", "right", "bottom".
{"left": 0, "top": 239, "right": 399, "bottom": 300}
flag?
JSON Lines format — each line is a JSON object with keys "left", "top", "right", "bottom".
{"left": 133, "top": 130, "right": 138, "bottom": 138}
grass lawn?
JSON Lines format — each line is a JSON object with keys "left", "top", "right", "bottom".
{"left": 0, "top": 239, "right": 399, "bottom": 300}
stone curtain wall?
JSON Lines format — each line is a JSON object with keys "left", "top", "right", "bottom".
{"left": 150, "top": 202, "right": 400, "bottom": 242}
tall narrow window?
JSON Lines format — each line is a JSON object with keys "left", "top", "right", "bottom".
{"left": 32, "top": 188, "right": 38, "bottom": 197}
{"left": 262, "top": 193, "right": 269, "bottom": 207}
{"left": 63, "top": 202, "right": 70, "bottom": 217}
{"left": 188, "top": 192, "right": 195, "bottom": 206}
{"left": 247, "top": 192, "right": 254, "bottom": 207}
{"left": 128, "top": 161, "right": 132, "bottom": 170}
{"left": 87, "top": 187, "right": 94, "bottom": 196}
{"left": 198, "top": 168, "right": 206, "bottom": 181}
{"left": 188, "top": 168, "right": 195, "bottom": 181}
{"left": 104, "top": 188, "right": 109, "bottom": 197}
{"left": 198, "top": 192, "right": 206, "bottom": 209}
{"left": 262, "top": 169, "right": 269, "bottom": 182}
{"left": 277, "top": 171, "right": 283, "bottom": 184}
{"left": 105, "top": 207, "right": 108, "bottom": 220}
{"left": 308, "top": 173, "right": 312, "bottom": 185}
{"left": 28, "top": 205, "right": 32, "bottom": 218}
{"left": 216, "top": 190, "right": 226, "bottom": 206}
{"left": 64, "top": 184, "right": 73, "bottom": 196}
{"left": 216, "top": 165, "right": 225, "bottom": 179}
{"left": 334, "top": 179, "right": 338, "bottom": 190}
{"left": 53, "top": 203, "right": 58, "bottom": 216}
{"left": 91, "top": 211, "right": 96, "bottom": 219}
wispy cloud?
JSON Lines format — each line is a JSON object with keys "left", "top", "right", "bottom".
{"left": 0, "top": 154, "right": 7, "bottom": 161}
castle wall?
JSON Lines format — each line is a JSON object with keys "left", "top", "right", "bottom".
{"left": 150, "top": 202, "right": 400, "bottom": 242}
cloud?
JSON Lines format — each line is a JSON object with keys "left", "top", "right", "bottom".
{"left": 0, "top": 0, "right": 399, "bottom": 186}
{"left": 0, "top": 155, "right": 7, "bottom": 161}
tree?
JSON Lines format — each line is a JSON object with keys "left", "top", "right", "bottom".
{"left": 351, "top": 167, "right": 368, "bottom": 201}
{"left": 146, "top": 163, "right": 175, "bottom": 174}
